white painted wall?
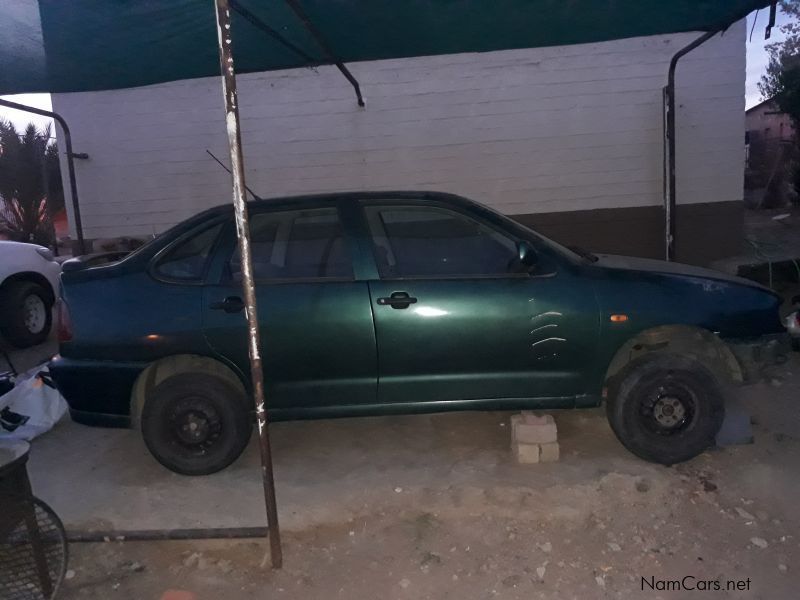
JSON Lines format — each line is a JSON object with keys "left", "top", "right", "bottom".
{"left": 52, "top": 21, "right": 745, "bottom": 240}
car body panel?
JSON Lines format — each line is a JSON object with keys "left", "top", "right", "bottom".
{"left": 49, "top": 191, "right": 787, "bottom": 425}
{"left": 368, "top": 273, "right": 600, "bottom": 405}
{"left": 0, "top": 241, "right": 61, "bottom": 293}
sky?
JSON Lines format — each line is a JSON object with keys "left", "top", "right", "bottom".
{"left": 0, "top": 7, "right": 793, "bottom": 133}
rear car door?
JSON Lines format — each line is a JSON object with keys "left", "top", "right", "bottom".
{"left": 362, "top": 200, "right": 600, "bottom": 407}
{"left": 202, "top": 202, "right": 377, "bottom": 414}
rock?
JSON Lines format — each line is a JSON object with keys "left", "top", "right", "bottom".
{"left": 394, "top": 487, "right": 403, "bottom": 493}
{"left": 778, "top": 564, "right": 788, "bottom": 573}
{"left": 607, "top": 543, "right": 621, "bottom": 552}
{"left": 536, "top": 566, "right": 546, "bottom": 580}
{"left": 538, "top": 542, "right": 552, "bottom": 553}
{"left": 751, "top": 537, "right": 768, "bottom": 549}
{"left": 399, "top": 578, "right": 411, "bottom": 589}
{"left": 635, "top": 479, "right": 650, "bottom": 493}
{"left": 735, "top": 508, "right": 756, "bottom": 520}
{"left": 595, "top": 575, "right": 606, "bottom": 588}
{"left": 420, "top": 552, "right": 442, "bottom": 568}
{"left": 183, "top": 553, "right": 201, "bottom": 568}
{"left": 217, "top": 560, "right": 233, "bottom": 574}
{"left": 65, "top": 569, "right": 75, "bottom": 580}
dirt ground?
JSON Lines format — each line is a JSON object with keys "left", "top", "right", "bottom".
{"left": 47, "top": 356, "right": 800, "bottom": 600}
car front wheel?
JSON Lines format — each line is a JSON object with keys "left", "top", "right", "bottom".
{"left": 606, "top": 353, "right": 725, "bottom": 465}
{"left": 141, "top": 372, "right": 253, "bottom": 475}
{"left": 0, "top": 281, "right": 53, "bottom": 348}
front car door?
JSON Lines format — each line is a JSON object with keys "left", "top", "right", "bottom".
{"left": 202, "top": 201, "right": 377, "bottom": 416}
{"left": 361, "top": 198, "right": 601, "bottom": 409}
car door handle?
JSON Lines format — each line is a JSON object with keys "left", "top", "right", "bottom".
{"left": 210, "top": 296, "right": 245, "bottom": 313}
{"left": 377, "top": 292, "right": 418, "bottom": 309}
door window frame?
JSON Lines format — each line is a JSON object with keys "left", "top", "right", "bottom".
{"left": 207, "top": 200, "right": 361, "bottom": 286}
{"left": 358, "top": 199, "right": 549, "bottom": 282}
{"left": 148, "top": 216, "right": 229, "bottom": 286}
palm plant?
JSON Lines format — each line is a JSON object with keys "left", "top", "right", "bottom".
{"left": 0, "top": 120, "right": 64, "bottom": 246}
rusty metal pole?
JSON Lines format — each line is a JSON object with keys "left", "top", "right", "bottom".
{"left": 213, "top": 0, "right": 282, "bottom": 569}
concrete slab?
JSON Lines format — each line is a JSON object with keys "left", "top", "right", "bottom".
{"left": 27, "top": 407, "right": 640, "bottom": 534}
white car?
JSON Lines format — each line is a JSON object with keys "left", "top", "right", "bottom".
{"left": 0, "top": 241, "right": 61, "bottom": 348}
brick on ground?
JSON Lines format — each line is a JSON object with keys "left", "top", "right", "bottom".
{"left": 511, "top": 413, "right": 557, "bottom": 444}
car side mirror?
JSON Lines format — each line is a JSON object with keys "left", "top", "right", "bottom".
{"left": 517, "top": 241, "right": 537, "bottom": 268}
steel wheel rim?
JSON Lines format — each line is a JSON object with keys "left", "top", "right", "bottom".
{"left": 168, "top": 397, "right": 223, "bottom": 453}
{"left": 23, "top": 294, "right": 47, "bottom": 334}
{"left": 639, "top": 380, "right": 697, "bottom": 436}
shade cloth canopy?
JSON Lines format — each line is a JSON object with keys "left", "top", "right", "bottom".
{"left": 1, "top": 0, "right": 771, "bottom": 95}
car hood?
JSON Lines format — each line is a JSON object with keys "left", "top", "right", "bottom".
{"left": 593, "top": 254, "right": 778, "bottom": 296}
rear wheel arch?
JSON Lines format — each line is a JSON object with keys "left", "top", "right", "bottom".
{"left": 0, "top": 271, "right": 56, "bottom": 306}
{"left": 603, "top": 325, "right": 743, "bottom": 390}
{"left": 130, "top": 354, "right": 248, "bottom": 428}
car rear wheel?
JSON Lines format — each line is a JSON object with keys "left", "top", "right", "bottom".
{"left": 606, "top": 353, "right": 725, "bottom": 465}
{"left": 0, "top": 281, "right": 53, "bottom": 348}
{"left": 141, "top": 372, "right": 252, "bottom": 475}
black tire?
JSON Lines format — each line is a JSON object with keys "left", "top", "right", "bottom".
{"left": 0, "top": 281, "right": 53, "bottom": 348}
{"left": 141, "top": 372, "right": 252, "bottom": 475}
{"left": 606, "top": 353, "right": 725, "bottom": 465}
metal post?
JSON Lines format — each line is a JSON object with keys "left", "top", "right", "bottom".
{"left": 0, "top": 98, "right": 86, "bottom": 255}
{"left": 662, "top": 30, "right": 718, "bottom": 262}
{"left": 213, "top": 0, "right": 283, "bottom": 569}
{"left": 40, "top": 148, "right": 58, "bottom": 255}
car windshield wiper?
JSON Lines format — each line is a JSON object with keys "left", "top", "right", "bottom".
{"left": 568, "top": 245, "right": 599, "bottom": 263}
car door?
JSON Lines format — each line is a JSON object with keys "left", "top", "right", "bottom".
{"left": 202, "top": 202, "right": 377, "bottom": 414}
{"left": 362, "top": 199, "right": 600, "bottom": 407}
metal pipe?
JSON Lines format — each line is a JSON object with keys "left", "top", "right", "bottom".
{"left": 283, "top": 0, "right": 365, "bottom": 107}
{"left": 213, "top": 0, "right": 283, "bottom": 569}
{"left": 68, "top": 526, "right": 269, "bottom": 543}
{"left": 40, "top": 146, "right": 58, "bottom": 255}
{"left": 0, "top": 98, "right": 86, "bottom": 255}
{"left": 663, "top": 30, "right": 718, "bottom": 261}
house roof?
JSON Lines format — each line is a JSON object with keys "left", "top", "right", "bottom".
{"left": 0, "top": 0, "right": 771, "bottom": 95}
{"left": 746, "top": 96, "right": 781, "bottom": 114}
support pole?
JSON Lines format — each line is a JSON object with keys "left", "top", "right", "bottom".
{"left": 662, "top": 30, "right": 718, "bottom": 262}
{"left": 213, "top": 0, "right": 282, "bottom": 569}
{"left": 0, "top": 98, "right": 86, "bottom": 255}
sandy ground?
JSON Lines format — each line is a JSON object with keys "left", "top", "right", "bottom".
{"left": 9, "top": 353, "right": 796, "bottom": 599}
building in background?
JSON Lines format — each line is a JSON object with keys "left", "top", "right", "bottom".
{"left": 745, "top": 96, "right": 796, "bottom": 208}
{"left": 52, "top": 21, "right": 748, "bottom": 265}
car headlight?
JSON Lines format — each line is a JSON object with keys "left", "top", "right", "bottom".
{"left": 36, "top": 247, "right": 55, "bottom": 262}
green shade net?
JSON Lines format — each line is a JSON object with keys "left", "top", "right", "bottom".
{"left": 0, "top": 0, "right": 771, "bottom": 95}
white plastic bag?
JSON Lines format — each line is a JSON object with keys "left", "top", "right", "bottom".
{"left": 0, "top": 366, "right": 67, "bottom": 441}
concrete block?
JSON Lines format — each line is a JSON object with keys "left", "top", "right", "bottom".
{"left": 514, "top": 442, "right": 541, "bottom": 464}
{"left": 511, "top": 414, "right": 558, "bottom": 444}
{"left": 539, "top": 442, "right": 560, "bottom": 462}
{"left": 518, "top": 411, "right": 554, "bottom": 426}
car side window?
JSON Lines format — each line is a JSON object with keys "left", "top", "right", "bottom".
{"left": 228, "top": 207, "right": 352, "bottom": 282}
{"left": 154, "top": 222, "right": 223, "bottom": 281}
{"left": 365, "top": 205, "right": 518, "bottom": 278}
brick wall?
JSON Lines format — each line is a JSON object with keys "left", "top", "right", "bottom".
{"left": 52, "top": 21, "right": 746, "bottom": 242}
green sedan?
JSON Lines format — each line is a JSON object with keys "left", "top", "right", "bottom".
{"left": 50, "top": 192, "right": 788, "bottom": 475}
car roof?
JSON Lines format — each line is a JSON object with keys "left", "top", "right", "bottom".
{"left": 206, "top": 190, "right": 476, "bottom": 214}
